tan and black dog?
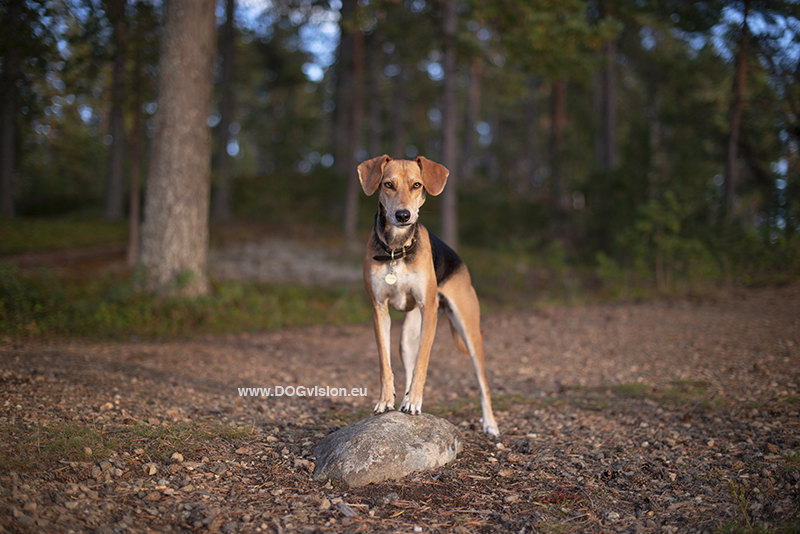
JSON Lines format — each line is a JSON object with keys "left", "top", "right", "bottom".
{"left": 357, "top": 155, "right": 499, "bottom": 436}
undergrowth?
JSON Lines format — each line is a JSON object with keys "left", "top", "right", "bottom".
{"left": 0, "top": 262, "right": 372, "bottom": 341}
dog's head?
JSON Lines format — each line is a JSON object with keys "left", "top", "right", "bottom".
{"left": 357, "top": 155, "right": 449, "bottom": 227}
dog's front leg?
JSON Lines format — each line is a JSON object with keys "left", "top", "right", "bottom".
{"left": 371, "top": 302, "right": 396, "bottom": 413}
{"left": 400, "top": 297, "right": 438, "bottom": 415}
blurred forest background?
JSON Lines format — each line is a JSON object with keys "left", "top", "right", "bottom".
{"left": 1, "top": 0, "right": 800, "bottom": 338}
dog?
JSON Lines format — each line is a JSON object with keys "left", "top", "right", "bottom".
{"left": 357, "top": 155, "right": 499, "bottom": 437}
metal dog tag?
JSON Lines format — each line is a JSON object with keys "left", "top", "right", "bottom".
{"left": 385, "top": 273, "right": 397, "bottom": 285}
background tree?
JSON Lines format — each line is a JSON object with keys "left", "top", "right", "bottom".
{"left": 104, "top": 0, "right": 127, "bottom": 220}
{"left": 0, "top": 0, "right": 54, "bottom": 218}
{"left": 139, "top": 0, "right": 216, "bottom": 296}
{"left": 211, "top": 0, "right": 236, "bottom": 220}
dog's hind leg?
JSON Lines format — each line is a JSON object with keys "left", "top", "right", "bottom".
{"left": 441, "top": 283, "right": 499, "bottom": 436}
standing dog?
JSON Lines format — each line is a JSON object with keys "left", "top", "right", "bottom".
{"left": 357, "top": 155, "right": 499, "bottom": 436}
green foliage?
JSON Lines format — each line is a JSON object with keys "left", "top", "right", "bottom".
{"left": 0, "top": 217, "right": 127, "bottom": 256}
{"left": 618, "top": 190, "right": 720, "bottom": 292}
{"left": 0, "top": 264, "right": 372, "bottom": 341}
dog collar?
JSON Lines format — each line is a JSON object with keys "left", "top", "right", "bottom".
{"left": 373, "top": 236, "right": 416, "bottom": 262}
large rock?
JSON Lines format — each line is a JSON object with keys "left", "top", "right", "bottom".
{"left": 312, "top": 411, "right": 462, "bottom": 487}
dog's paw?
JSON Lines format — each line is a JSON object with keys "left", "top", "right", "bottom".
{"left": 399, "top": 396, "right": 422, "bottom": 415}
{"left": 374, "top": 400, "right": 395, "bottom": 414}
{"left": 482, "top": 420, "right": 500, "bottom": 437}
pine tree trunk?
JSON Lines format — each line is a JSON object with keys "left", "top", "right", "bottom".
{"left": 595, "top": 3, "right": 618, "bottom": 171}
{"left": 140, "top": 0, "right": 216, "bottom": 296}
{"left": 391, "top": 65, "right": 406, "bottom": 158}
{"left": 343, "top": 19, "right": 365, "bottom": 243}
{"left": 0, "top": 44, "right": 18, "bottom": 218}
{"left": 725, "top": 0, "right": 749, "bottom": 226}
{"left": 463, "top": 57, "right": 481, "bottom": 181}
{"left": 105, "top": 0, "right": 127, "bottom": 220}
{"left": 127, "top": 1, "right": 145, "bottom": 266}
{"left": 211, "top": 0, "right": 235, "bottom": 220}
{"left": 525, "top": 75, "right": 539, "bottom": 190}
{"left": 549, "top": 78, "right": 567, "bottom": 232}
{"left": 368, "top": 36, "right": 383, "bottom": 159}
{"left": 440, "top": 0, "right": 459, "bottom": 249}
{"left": 602, "top": 37, "right": 618, "bottom": 169}
{"left": 333, "top": 0, "right": 355, "bottom": 176}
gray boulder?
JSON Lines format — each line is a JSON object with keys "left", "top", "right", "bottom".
{"left": 312, "top": 411, "right": 462, "bottom": 487}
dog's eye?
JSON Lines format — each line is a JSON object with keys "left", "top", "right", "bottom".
{"left": 412, "top": 182, "right": 422, "bottom": 189}
{"left": 384, "top": 182, "right": 394, "bottom": 190}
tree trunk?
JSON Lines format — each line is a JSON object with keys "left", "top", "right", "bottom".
{"left": 333, "top": 0, "right": 355, "bottom": 176}
{"left": 463, "top": 57, "right": 481, "bottom": 181}
{"left": 105, "top": 0, "right": 128, "bottom": 220}
{"left": 127, "top": 1, "right": 145, "bottom": 266}
{"left": 602, "top": 37, "right": 618, "bottom": 169}
{"left": 211, "top": 0, "right": 235, "bottom": 220}
{"left": 140, "top": 0, "right": 216, "bottom": 296}
{"left": 0, "top": 37, "right": 19, "bottom": 218}
{"left": 594, "top": 3, "right": 618, "bottom": 171}
{"left": 525, "top": 75, "right": 539, "bottom": 190}
{"left": 343, "top": 16, "right": 365, "bottom": 243}
{"left": 440, "top": 0, "right": 459, "bottom": 249}
{"left": 725, "top": 0, "right": 749, "bottom": 226}
{"left": 549, "top": 78, "right": 567, "bottom": 231}
{"left": 391, "top": 65, "right": 406, "bottom": 158}
{"left": 368, "top": 35, "right": 383, "bottom": 159}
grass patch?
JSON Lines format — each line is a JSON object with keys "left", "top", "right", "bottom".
{"left": 0, "top": 263, "right": 372, "bottom": 340}
{"left": 660, "top": 379, "right": 710, "bottom": 406}
{"left": 0, "top": 217, "right": 128, "bottom": 256}
{"left": 612, "top": 383, "right": 653, "bottom": 399}
{"left": 1, "top": 421, "right": 250, "bottom": 473}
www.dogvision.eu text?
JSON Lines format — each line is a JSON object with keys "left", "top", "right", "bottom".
{"left": 238, "top": 386, "right": 368, "bottom": 398}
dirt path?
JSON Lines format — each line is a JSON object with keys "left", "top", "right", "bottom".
{"left": 1, "top": 284, "right": 799, "bottom": 533}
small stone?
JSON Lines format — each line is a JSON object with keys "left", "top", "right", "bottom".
{"left": 84, "top": 447, "right": 93, "bottom": 457}
{"left": 504, "top": 493, "right": 519, "bottom": 504}
{"left": 294, "top": 459, "right": 312, "bottom": 472}
{"left": 171, "top": 452, "right": 184, "bottom": 463}
{"left": 23, "top": 501, "right": 37, "bottom": 512}
{"left": 607, "top": 511, "right": 620, "bottom": 521}
{"left": 319, "top": 498, "right": 331, "bottom": 510}
{"left": 506, "top": 453, "right": 522, "bottom": 463}
{"left": 86, "top": 490, "right": 99, "bottom": 500}
{"left": 65, "top": 501, "right": 79, "bottom": 510}
{"left": 91, "top": 466, "right": 102, "bottom": 479}
{"left": 142, "top": 491, "right": 161, "bottom": 502}
{"left": 266, "top": 436, "right": 278, "bottom": 443}
{"left": 498, "top": 468, "right": 514, "bottom": 477}
{"left": 144, "top": 463, "right": 157, "bottom": 476}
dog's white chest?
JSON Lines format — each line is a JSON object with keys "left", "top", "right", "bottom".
{"left": 370, "top": 260, "right": 424, "bottom": 311}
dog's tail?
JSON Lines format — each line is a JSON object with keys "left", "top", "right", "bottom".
{"left": 449, "top": 321, "right": 485, "bottom": 356}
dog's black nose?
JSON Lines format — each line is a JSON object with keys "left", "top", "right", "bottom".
{"left": 395, "top": 209, "right": 411, "bottom": 223}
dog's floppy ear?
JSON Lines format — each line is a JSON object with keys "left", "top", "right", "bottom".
{"left": 358, "top": 155, "right": 392, "bottom": 196}
{"left": 416, "top": 156, "right": 449, "bottom": 196}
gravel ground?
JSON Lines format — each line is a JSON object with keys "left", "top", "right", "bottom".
{"left": 1, "top": 281, "right": 799, "bottom": 533}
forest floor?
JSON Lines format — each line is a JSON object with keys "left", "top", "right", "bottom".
{"left": 1, "top": 239, "right": 800, "bottom": 533}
